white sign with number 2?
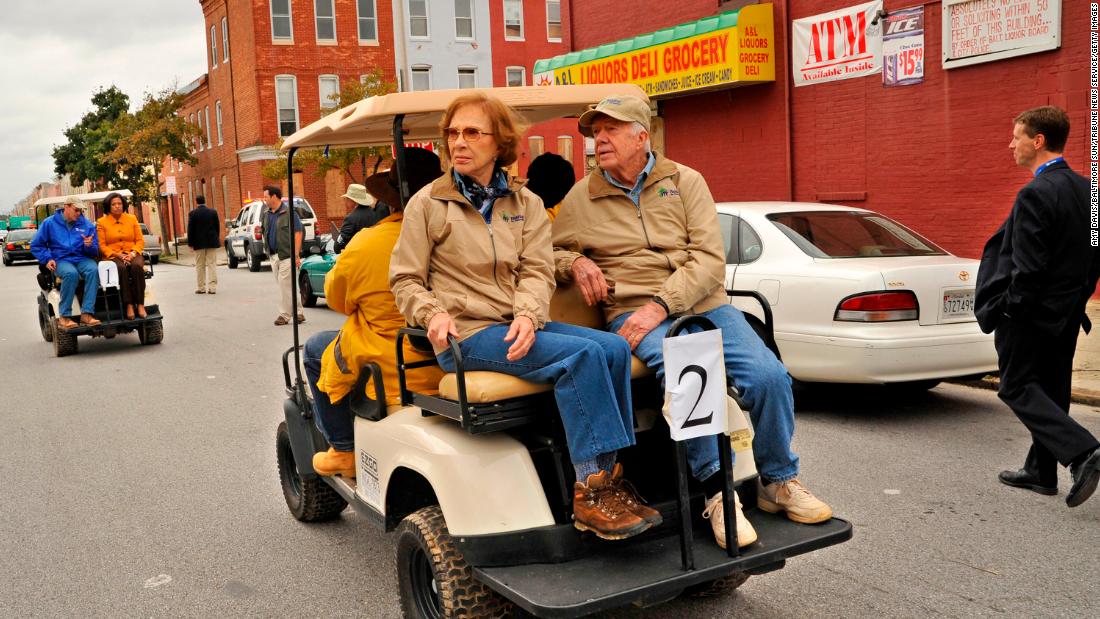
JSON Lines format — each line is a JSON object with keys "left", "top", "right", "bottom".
{"left": 662, "top": 328, "right": 728, "bottom": 441}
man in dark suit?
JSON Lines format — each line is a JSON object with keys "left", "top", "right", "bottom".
{"left": 187, "top": 195, "right": 221, "bottom": 294}
{"left": 976, "top": 106, "right": 1100, "bottom": 507}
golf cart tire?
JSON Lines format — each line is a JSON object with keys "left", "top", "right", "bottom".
{"left": 681, "top": 571, "right": 750, "bottom": 598}
{"left": 396, "top": 505, "right": 513, "bottom": 619}
{"left": 227, "top": 246, "right": 239, "bottom": 269}
{"left": 53, "top": 320, "right": 78, "bottom": 357}
{"left": 299, "top": 273, "right": 317, "bottom": 308}
{"left": 139, "top": 321, "right": 164, "bottom": 345}
{"left": 248, "top": 248, "right": 262, "bottom": 272}
{"left": 39, "top": 306, "right": 53, "bottom": 342}
{"left": 276, "top": 421, "right": 347, "bottom": 522}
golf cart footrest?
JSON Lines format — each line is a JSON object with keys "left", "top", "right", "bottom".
{"left": 410, "top": 392, "right": 544, "bottom": 434}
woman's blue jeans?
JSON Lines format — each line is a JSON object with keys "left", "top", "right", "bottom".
{"left": 303, "top": 330, "right": 354, "bottom": 452}
{"left": 608, "top": 304, "right": 799, "bottom": 483}
{"left": 437, "top": 322, "right": 635, "bottom": 464}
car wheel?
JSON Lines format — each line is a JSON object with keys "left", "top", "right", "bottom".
{"left": 276, "top": 421, "right": 347, "bottom": 522}
{"left": 138, "top": 321, "right": 163, "bottom": 345}
{"left": 299, "top": 272, "right": 317, "bottom": 308}
{"left": 396, "top": 505, "right": 514, "bottom": 619}
{"left": 681, "top": 571, "right": 750, "bottom": 598}
{"left": 39, "top": 306, "right": 53, "bottom": 342}
{"left": 227, "top": 245, "right": 239, "bottom": 269}
{"left": 248, "top": 246, "right": 262, "bottom": 272}
{"left": 2, "top": 256, "right": 11, "bottom": 266}
{"left": 53, "top": 319, "right": 78, "bottom": 357}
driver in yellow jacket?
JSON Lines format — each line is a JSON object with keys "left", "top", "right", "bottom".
{"left": 303, "top": 148, "right": 443, "bottom": 477}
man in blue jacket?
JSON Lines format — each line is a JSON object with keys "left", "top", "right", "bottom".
{"left": 31, "top": 199, "right": 102, "bottom": 329}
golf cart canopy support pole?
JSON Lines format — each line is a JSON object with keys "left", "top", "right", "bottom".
{"left": 392, "top": 114, "right": 410, "bottom": 207}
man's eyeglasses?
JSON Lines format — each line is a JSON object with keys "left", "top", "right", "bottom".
{"left": 444, "top": 127, "right": 494, "bottom": 142}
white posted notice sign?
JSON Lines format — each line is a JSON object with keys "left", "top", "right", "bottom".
{"left": 942, "top": 0, "right": 1062, "bottom": 69}
{"left": 662, "top": 329, "right": 728, "bottom": 442}
{"left": 792, "top": 0, "right": 884, "bottom": 87}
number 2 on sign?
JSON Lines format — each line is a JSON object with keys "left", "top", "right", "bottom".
{"left": 677, "top": 365, "right": 714, "bottom": 429}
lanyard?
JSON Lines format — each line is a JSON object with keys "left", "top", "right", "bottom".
{"left": 1034, "top": 157, "right": 1064, "bottom": 176}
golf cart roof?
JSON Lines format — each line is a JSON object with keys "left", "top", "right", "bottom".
{"left": 33, "top": 189, "right": 133, "bottom": 208}
{"left": 280, "top": 84, "right": 649, "bottom": 151}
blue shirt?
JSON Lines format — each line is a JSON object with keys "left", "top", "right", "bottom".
{"left": 30, "top": 211, "right": 99, "bottom": 265}
{"left": 603, "top": 151, "right": 656, "bottom": 206}
{"left": 266, "top": 203, "right": 303, "bottom": 254}
{"left": 1034, "top": 156, "right": 1065, "bottom": 177}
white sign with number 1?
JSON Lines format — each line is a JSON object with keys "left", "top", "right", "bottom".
{"left": 662, "top": 329, "right": 728, "bottom": 441}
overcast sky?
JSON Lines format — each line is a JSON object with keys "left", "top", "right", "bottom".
{"left": 0, "top": 1, "right": 207, "bottom": 213}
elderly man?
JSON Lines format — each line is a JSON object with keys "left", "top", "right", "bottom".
{"left": 552, "top": 95, "right": 831, "bottom": 550}
{"left": 334, "top": 183, "right": 387, "bottom": 253}
{"left": 30, "top": 199, "right": 102, "bottom": 329}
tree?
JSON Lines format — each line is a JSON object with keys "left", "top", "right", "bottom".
{"left": 107, "top": 87, "right": 199, "bottom": 206}
{"left": 262, "top": 69, "right": 397, "bottom": 184}
{"left": 52, "top": 86, "right": 131, "bottom": 190}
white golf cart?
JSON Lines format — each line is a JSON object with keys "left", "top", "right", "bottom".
{"left": 31, "top": 190, "right": 164, "bottom": 357}
{"left": 274, "top": 85, "right": 851, "bottom": 617}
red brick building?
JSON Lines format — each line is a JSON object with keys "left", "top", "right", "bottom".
{"left": 162, "top": 0, "right": 397, "bottom": 241}
{"left": 553, "top": 0, "right": 1090, "bottom": 261}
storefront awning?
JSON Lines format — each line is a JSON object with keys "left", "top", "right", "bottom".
{"left": 533, "top": 3, "right": 775, "bottom": 99}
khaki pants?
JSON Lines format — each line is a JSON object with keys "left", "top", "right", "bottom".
{"left": 195, "top": 248, "right": 218, "bottom": 292}
{"left": 270, "top": 254, "right": 293, "bottom": 319}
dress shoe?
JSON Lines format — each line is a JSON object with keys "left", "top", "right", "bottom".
{"left": 997, "top": 468, "right": 1056, "bottom": 495}
{"left": 1066, "top": 448, "right": 1100, "bottom": 508}
{"left": 274, "top": 316, "right": 289, "bottom": 326}
{"left": 79, "top": 313, "right": 101, "bottom": 326}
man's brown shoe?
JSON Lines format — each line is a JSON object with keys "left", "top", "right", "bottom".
{"left": 312, "top": 448, "right": 355, "bottom": 478}
{"left": 573, "top": 469, "right": 653, "bottom": 540}
{"left": 608, "top": 464, "right": 663, "bottom": 526}
{"left": 79, "top": 313, "right": 101, "bottom": 326}
{"left": 57, "top": 316, "right": 78, "bottom": 330}
{"left": 758, "top": 478, "right": 832, "bottom": 524}
{"left": 702, "top": 491, "right": 757, "bottom": 549}
{"left": 274, "top": 316, "right": 289, "bottom": 326}
{"left": 195, "top": 289, "right": 206, "bottom": 294}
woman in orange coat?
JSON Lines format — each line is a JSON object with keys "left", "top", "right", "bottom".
{"left": 96, "top": 192, "right": 146, "bottom": 319}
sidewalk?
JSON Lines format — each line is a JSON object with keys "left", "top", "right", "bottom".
{"left": 158, "top": 244, "right": 229, "bottom": 267}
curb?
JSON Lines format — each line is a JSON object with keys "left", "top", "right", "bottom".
{"left": 949, "top": 376, "right": 1100, "bottom": 408}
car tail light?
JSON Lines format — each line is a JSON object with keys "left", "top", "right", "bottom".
{"left": 835, "top": 291, "right": 919, "bottom": 322}
{"left": 253, "top": 225, "right": 262, "bottom": 240}
{"left": 5, "top": 243, "right": 13, "bottom": 250}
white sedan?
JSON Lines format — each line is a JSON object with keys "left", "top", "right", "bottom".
{"left": 717, "top": 202, "right": 997, "bottom": 387}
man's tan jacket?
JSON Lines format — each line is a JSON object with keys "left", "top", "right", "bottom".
{"left": 390, "top": 172, "right": 555, "bottom": 347}
{"left": 552, "top": 153, "right": 726, "bottom": 323}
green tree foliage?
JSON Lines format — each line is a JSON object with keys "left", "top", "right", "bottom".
{"left": 52, "top": 86, "right": 131, "bottom": 190}
{"left": 262, "top": 69, "right": 397, "bottom": 183}
{"left": 107, "top": 87, "right": 200, "bottom": 206}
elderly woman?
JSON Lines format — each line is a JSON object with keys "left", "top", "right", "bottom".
{"left": 390, "top": 93, "right": 660, "bottom": 541}
{"left": 96, "top": 192, "right": 146, "bottom": 319}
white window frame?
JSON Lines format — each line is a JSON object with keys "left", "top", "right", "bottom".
{"left": 356, "top": 0, "right": 378, "bottom": 43}
{"left": 528, "top": 136, "right": 544, "bottom": 158}
{"left": 222, "top": 16, "right": 229, "bottom": 61}
{"left": 210, "top": 25, "right": 218, "bottom": 67}
{"left": 454, "top": 0, "right": 474, "bottom": 40}
{"left": 457, "top": 66, "right": 477, "bottom": 89}
{"left": 275, "top": 75, "right": 300, "bottom": 137}
{"left": 557, "top": 135, "right": 573, "bottom": 162}
{"left": 314, "top": 0, "right": 337, "bottom": 44}
{"left": 408, "top": 0, "right": 430, "bottom": 40}
{"left": 196, "top": 112, "right": 204, "bottom": 151}
{"left": 504, "top": 0, "right": 524, "bottom": 41}
{"left": 410, "top": 65, "right": 432, "bottom": 91}
{"left": 209, "top": 176, "right": 217, "bottom": 214}
{"left": 215, "top": 101, "right": 224, "bottom": 146}
{"left": 505, "top": 66, "right": 526, "bottom": 87}
{"left": 222, "top": 176, "right": 229, "bottom": 218}
{"left": 271, "top": 0, "right": 294, "bottom": 42}
{"left": 204, "top": 106, "right": 212, "bottom": 149}
{"left": 546, "top": 0, "right": 562, "bottom": 43}
{"left": 318, "top": 74, "right": 340, "bottom": 109}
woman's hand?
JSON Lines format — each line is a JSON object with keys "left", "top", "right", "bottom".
{"left": 504, "top": 315, "right": 536, "bottom": 361}
{"left": 427, "top": 312, "right": 459, "bottom": 349}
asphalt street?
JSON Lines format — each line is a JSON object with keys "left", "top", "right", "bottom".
{"left": 1, "top": 260, "right": 1098, "bottom": 618}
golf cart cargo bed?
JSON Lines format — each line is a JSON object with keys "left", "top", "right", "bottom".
{"left": 474, "top": 512, "right": 852, "bottom": 618}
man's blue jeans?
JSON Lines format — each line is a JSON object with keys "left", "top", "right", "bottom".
{"left": 303, "top": 330, "right": 354, "bottom": 452}
{"left": 55, "top": 258, "right": 99, "bottom": 317}
{"left": 609, "top": 304, "right": 799, "bottom": 483}
{"left": 437, "top": 322, "right": 635, "bottom": 464}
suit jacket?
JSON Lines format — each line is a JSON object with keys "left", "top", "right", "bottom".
{"left": 975, "top": 160, "right": 1100, "bottom": 336}
{"left": 187, "top": 206, "right": 221, "bottom": 249}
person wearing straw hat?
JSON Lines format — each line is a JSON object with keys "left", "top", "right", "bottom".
{"left": 30, "top": 199, "right": 101, "bottom": 329}
{"left": 334, "top": 183, "right": 387, "bottom": 253}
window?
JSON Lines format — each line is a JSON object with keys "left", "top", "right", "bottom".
{"left": 204, "top": 106, "right": 212, "bottom": 149}
{"left": 318, "top": 75, "right": 340, "bottom": 109}
{"left": 315, "top": 0, "right": 336, "bottom": 42}
{"left": 528, "top": 136, "right": 544, "bottom": 158}
{"left": 196, "top": 112, "right": 203, "bottom": 151}
{"left": 410, "top": 66, "right": 431, "bottom": 91}
{"left": 271, "top": 0, "right": 293, "bottom": 40}
{"left": 505, "top": 66, "right": 525, "bottom": 87}
{"left": 718, "top": 214, "right": 763, "bottom": 264}
{"left": 209, "top": 177, "right": 217, "bottom": 214}
{"left": 222, "top": 17, "right": 229, "bottom": 61}
{"left": 557, "top": 136, "right": 573, "bottom": 162}
{"left": 210, "top": 25, "right": 218, "bottom": 66}
{"left": 504, "top": 0, "right": 523, "bottom": 40}
{"left": 454, "top": 0, "right": 473, "bottom": 39}
{"left": 409, "top": 0, "right": 429, "bottom": 38}
{"left": 215, "top": 101, "right": 224, "bottom": 145}
{"left": 767, "top": 211, "right": 946, "bottom": 259}
{"left": 546, "top": 1, "right": 561, "bottom": 41}
{"left": 276, "top": 75, "right": 300, "bottom": 136}
{"left": 222, "top": 176, "right": 229, "bottom": 218}
{"left": 457, "top": 67, "right": 476, "bottom": 88}
{"left": 356, "top": 0, "right": 378, "bottom": 41}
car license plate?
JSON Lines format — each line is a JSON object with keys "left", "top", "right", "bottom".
{"left": 941, "top": 289, "right": 975, "bottom": 321}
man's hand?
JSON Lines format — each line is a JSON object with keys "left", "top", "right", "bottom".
{"left": 571, "top": 256, "right": 610, "bottom": 306}
{"left": 616, "top": 301, "right": 668, "bottom": 350}
{"left": 46, "top": 260, "right": 56, "bottom": 272}
{"left": 82, "top": 235, "right": 93, "bottom": 247}
{"left": 503, "top": 316, "right": 536, "bottom": 361}
{"left": 427, "top": 312, "right": 459, "bottom": 349}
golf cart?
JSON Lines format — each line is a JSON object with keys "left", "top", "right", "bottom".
{"left": 31, "top": 191, "right": 164, "bottom": 357}
{"left": 274, "top": 85, "right": 851, "bottom": 617}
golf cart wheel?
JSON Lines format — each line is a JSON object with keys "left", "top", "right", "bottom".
{"left": 682, "top": 571, "right": 750, "bottom": 598}
{"left": 39, "top": 306, "right": 53, "bottom": 342}
{"left": 227, "top": 246, "right": 239, "bottom": 269}
{"left": 139, "top": 321, "right": 164, "bottom": 345}
{"left": 299, "top": 273, "right": 317, "bottom": 308}
{"left": 248, "top": 247, "right": 262, "bottom": 272}
{"left": 396, "top": 505, "right": 513, "bottom": 619}
{"left": 275, "top": 422, "right": 347, "bottom": 522}
{"left": 53, "top": 320, "right": 78, "bottom": 357}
